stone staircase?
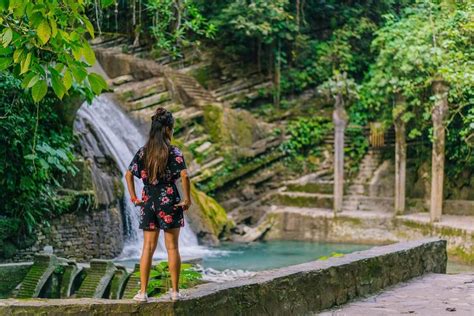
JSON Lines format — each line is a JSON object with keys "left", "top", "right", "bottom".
{"left": 75, "top": 260, "right": 117, "bottom": 298}
{"left": 341, "top": 149, "right": 393, "bottom": 212}
{"left": 267, "top": 149, "right": 393, "bottom": 214}
{"left": 106, "top": 265, "right": 129, "bottom": 299}
{"left": 121, "top": 264, "right": 141, "bottom": 299}
{"left": 16, "top": 254, "right": 58, "bottom": 298}
{"left": 94, "top": 45, "right": 286, "bottom": 194}
{"left": 211, "top": 74, "right": 272, "bottom": 105}
{"left": 268, "top": 169, "right": 335, "bottom": 210}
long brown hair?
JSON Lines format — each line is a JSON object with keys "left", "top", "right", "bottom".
{"left": 144, "top": 107, "right": 175, "bottom": 182}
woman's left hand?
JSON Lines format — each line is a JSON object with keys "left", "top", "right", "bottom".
{"left": 174, "top": 199, "right": 192, "bottom": 211}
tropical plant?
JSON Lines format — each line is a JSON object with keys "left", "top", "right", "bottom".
{"left": 0, "top": 0, "right": 109, "bottom": 103}
{"left": 0, "top": 72, "right": 77, "bottom": 259}
{"left": 146, "top": 0, "right": 216, "bottom": 59}
{"left": 362, "top": 0, "right": 474, "bottom": 174}
{"left": 133, "top": 261, "right": 202, "bottom": 296}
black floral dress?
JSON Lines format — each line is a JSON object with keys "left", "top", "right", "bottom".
{"left": 127, "top": 145, "right": 187, "bottom": 230}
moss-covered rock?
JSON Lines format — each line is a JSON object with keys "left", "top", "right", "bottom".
{"left": 186, "top": 183, "right": 235, "bottom": 245}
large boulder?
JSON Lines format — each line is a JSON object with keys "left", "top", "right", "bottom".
{"left": 185, "top": 184, "right": 235, "bottom": 245}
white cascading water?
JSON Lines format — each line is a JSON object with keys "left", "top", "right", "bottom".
{"left": 75, "top": 94, "right": 206, "bottom": 259}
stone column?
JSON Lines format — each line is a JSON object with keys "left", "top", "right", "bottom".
{"left": 430, "top": 79, "right": 449, "bottom": 222}
{"left": 394, "top": 93, "right": 407, "bottom": 215}
{"left": 333, "top": 93, "right": 348, "bottom": 214}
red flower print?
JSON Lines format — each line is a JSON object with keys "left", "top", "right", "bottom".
{"left": 149, "top": 222, "right": 155, "bottom": 230}
{"left": 166, "top": 187, "right": 173, "bottom": 194}
{"left": 158, "top": 211, "right": 165, "bottom": 218}
{"left": 141, "top": 170, "right": 148, "bottom": 179}
{"left": 143, "top": 195, "right": 149, "bottom": 202}
{"left": 175, "top": 156, "right": 183, "bottom": 164}
{"left": 161, "top": 196, "right": 170, "bottom": 204}
{"left": 164, "top": 215, "right": 173, "bottom": 224}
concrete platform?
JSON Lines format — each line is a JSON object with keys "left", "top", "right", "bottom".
{"left": 321, "top": 273, "right": 474, "bottom": 315}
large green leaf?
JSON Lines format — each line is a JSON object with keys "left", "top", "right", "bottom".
{"left": 2, "top": 28, "right": 12, "bottom": 47}
{"left": 0, "top": 56, "right": 11, "bottom": 70}
{"left": 83, "top": 18, "right": 95, "bottom": 38}
{"left": 21, "top": 72, "right": 39, "bottom": 88}
{"left": 37, "top": 20, "right": 52, "bottom": 44}
{"left": 20, "top": 52, "right": 32, "bottom": 74}
{"left": 101, "top": 0, "right": 115, "bottom": 8}
{"left": 0, "top": 0, "right": 9, "bottom": 11}
{"left": 51, "top": 71, "right": 66, "bottom": 99}
{"left": 63, "top": 69, "right": 73, "bottom": 90}
{"left": 31, "top": 79, "right": 48, "bottom": 103}
{"left": 82, "top": 42, "right": 96, "bottom": 65}
{"left": 88, "top": 72, "right": 107, "bottom": 95}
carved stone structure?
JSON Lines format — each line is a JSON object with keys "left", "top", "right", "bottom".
{"left": 430, "top": 79, "right": 449, "bottom": 222}
{"left": 394, "top": 93, "right": 407, "bottom": 215}
{"left": 332, "top": 93, "right": 348, "bottom": 214}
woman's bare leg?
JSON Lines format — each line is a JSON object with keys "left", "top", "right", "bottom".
{"left": 140, "top": 230, "right": 159, "bottom": 294}
{"left": 164, "top": 227, "right": 181, "bottom": 292}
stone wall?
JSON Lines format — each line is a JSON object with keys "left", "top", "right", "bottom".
{"left": 0, "top": 239, "right": 447, "bottom": 315}
{"left": 262, "top": 207, "right": 473, "bottom": 264}
{"left": 11, "top": 206, "right": 124, "bottom": 262}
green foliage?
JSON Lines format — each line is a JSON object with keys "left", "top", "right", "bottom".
{"left": 133, "top": 261, "right": 202, "bottom": 297}
{"left": 281, "top": 116, "right": 332, "bottom": 156}
{"left": 362, "top": 0, "right": 473, "bottom": 174}
{"left": 146, "top": 0, "right": 216, "bottom": 59}
{"left": 222, "top": 0, "right": 296, "bottom": 45}
{"left": 318, "top": 252, "right": 344, "bottom": 261}
{"left": 0, "top": 72, "right": 77, "bottom": 259}
{"left": 0, "top": 0, "right": 108, "bottom": 103}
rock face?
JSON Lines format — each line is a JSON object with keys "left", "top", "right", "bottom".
{"left": 186, "top": 184, "right": 235, "bottom": 245}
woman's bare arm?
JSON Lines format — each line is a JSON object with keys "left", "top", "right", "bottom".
{"left": 176, "top": 169, "right": 192, "bottom": 210}
{"left": 125, "top": 170, "right": 142, "bottom": 204}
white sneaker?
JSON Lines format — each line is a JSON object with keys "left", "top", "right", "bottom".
{"left": 168, "top": 289, "right": 185, "bottom": 301}
{"left": 133, "top": 290, "right": 148, "bottom": 302}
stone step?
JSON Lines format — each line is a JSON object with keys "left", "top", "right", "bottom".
{"left": 191, "top": 164, "right": 224, "bottom": 183}
{"left": 284, "top": 182, "right": 338, "bottom": 194}
{"left": 185, "top": 135, "right": 210, "bottom": 147}
{"left": 114, "top": 77, "right": 165, "bottom": 100}
{"left": 270, "top": 192, "right": 333, "bottom": 209}
{"left": 128, "top": 91, "right": 171, "bottom": 111}
{"left": 174, "top": 107, "right": 204, "bottom": 123}
{"left": 110, "top": 75, "right": 135, "bottom": 86}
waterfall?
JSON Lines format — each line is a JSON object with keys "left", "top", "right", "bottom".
{"left": 74, "top": 94, "right": 202, "bottom": 259}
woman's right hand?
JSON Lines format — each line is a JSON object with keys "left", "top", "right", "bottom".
{"left": 131, "top": 197, "right": 145, "bottom": 207}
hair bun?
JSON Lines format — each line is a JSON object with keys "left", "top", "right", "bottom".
{"left": 151, "top": 107, "right": 174, "bottom": 127}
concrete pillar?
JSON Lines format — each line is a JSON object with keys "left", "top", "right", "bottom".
{"left": 333, "top": 93, "right": 348, "bottom": 214}
{"left": 394, "top": 93, "right": 407, "bottom": 215}
{"left": 430, "top": 79, "right": 449, "bottom": 222}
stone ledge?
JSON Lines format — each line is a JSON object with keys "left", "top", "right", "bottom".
{"left": 0, "top": 239, "right": 446, "bottom": 315}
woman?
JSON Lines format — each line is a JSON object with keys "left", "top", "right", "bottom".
{"left": 125, "top": 107, "right": 191, "bottom": 302}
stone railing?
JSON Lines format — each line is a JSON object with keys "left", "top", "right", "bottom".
{"left": 0, "top": 238, "right": 446, "bottom": 315}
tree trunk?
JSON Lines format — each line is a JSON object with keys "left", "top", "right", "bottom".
{"left": 257, "top": 38, "right": 262, "bottom": 74}
{"left": 333, "top": 93, "right": 348, "bottom": 214}
{"left": 296, "top": 0, "right": 300, "bottom": 31}
{"left": 394, "top": 93, "right": 407, "bottom": 215}
{"left": 430, "top": 79, "right": 449, "bottom": 222}
{"left": 273, "top": 39, "right": 281, "bottom": 108}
